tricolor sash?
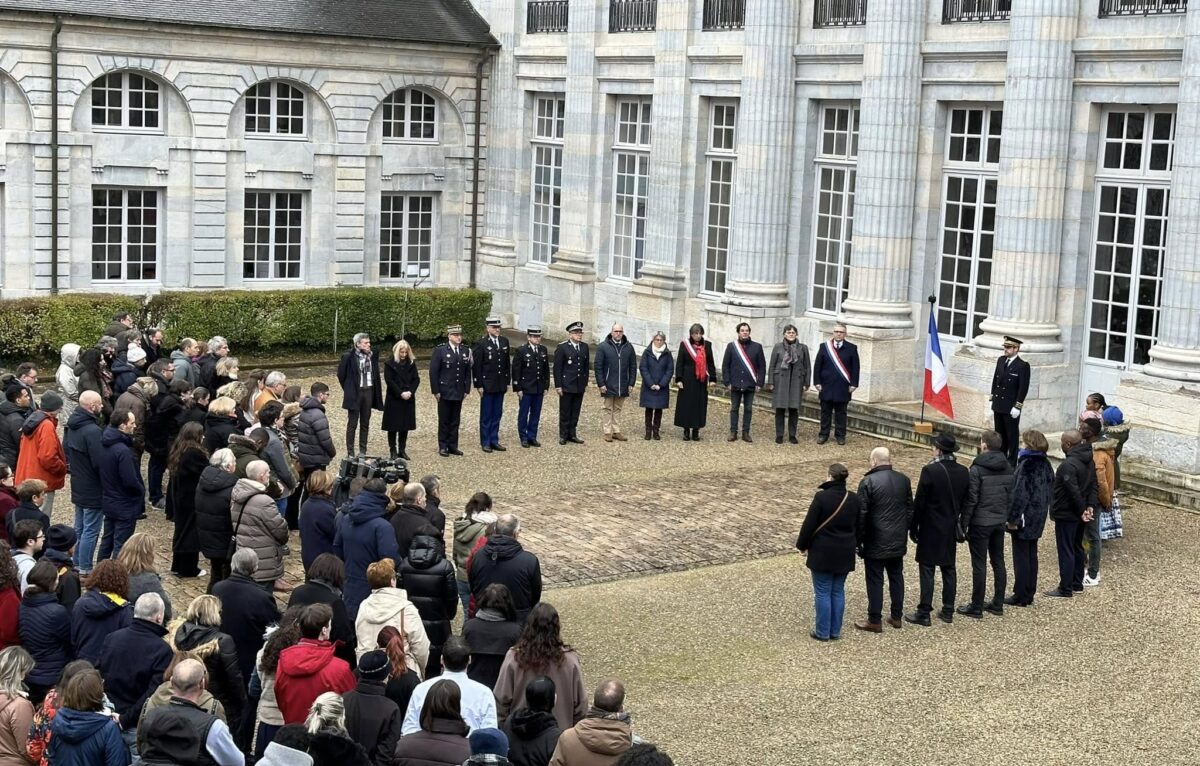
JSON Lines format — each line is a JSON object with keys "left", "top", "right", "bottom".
{"left": 734, "top": 341, "right": 758, "bottom": 381}
{"left": 825, "top": 340, "right": 852, "bottom": 385}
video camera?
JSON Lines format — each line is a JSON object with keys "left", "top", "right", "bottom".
{"left": 332, "top": 455, "right": 410, "bottom": 508}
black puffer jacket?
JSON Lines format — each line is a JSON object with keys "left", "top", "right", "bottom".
{"left": 399, "top": 534, "right": 458, "bottom": 647}
{"left": 962, "top": 450, "right": 1015, "bottom": 531}
{"left": 467, "top": 536, "right": 543, "bottom": 624}
{"left": 1051, "top": 442, "right": 1099, "bottom": 522}
{"left": 297, "top": 396, "right": 337, "bottom": 469}
{"left": 203, "top": 411, "right": 239, "bottom": 452}
{"left": 855, "top": 465, "right": 914, "bottom": 560}
{"left": 0, "top": 399, "right": 27, "bottom": 469}
{"left": 195, "top": 464, "right": 239, "bottom": 559}
{"left": 173, "top": 621, "right": 246, "bottom": 726}
{"left": 503, "top": 708, "right": 562, "bottom": 766}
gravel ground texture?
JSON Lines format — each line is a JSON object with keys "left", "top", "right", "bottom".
{"left": 49, "top": 367, "right": 1194, "bottom": 766}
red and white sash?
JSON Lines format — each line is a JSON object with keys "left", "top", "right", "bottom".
{"left": 734, "top": 341, "right": 758, "bottom": 380}
{"left": 825, "top": 340, "right": 852, "bottom": 385}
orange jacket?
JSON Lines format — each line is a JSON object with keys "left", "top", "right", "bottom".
{"left": 1092, "top": 442, "right": 1116, "bottom": 508}
{"left": 15, "top": 413, "right": 67, "bottom": 491}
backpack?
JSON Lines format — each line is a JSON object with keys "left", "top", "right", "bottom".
{"left": 1102, "top": 405, "right": 1124, "bottom": 426}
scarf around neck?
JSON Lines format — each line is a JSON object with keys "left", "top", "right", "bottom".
{"left": 690, "top": 341, "right": 707, "bottom": 382}
{"left": 782, "top": 339, "right": 801, "bottom": 367}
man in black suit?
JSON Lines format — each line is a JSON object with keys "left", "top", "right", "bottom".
{"left": 553, "top": 321, "right": 589, "bottom": 445}
{"left": 511, "top": 327, "right": 550, "bottom": 448}
{"left": 812, "top": 323, "right": 860, "bottom": 445}
{"left": 990, "top": 335, "right": 1031, "bottom": 465}
{"left": 429, "top": 325, "right": 472, "bottom": 457}
{"left": 473, "top": 316, "right": 511, "bottom": 453}
{"left": 906, "top": 433, "right": 970, "bottom": 626}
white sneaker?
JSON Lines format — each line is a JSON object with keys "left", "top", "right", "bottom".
{"left": 1083, "top": 573, "right": 1101, "bottom": 587}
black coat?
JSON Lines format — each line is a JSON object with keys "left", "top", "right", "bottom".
{"left": 195, "top": 465, "right": 239, "bottom": 560}
{"left": 195, "top": 353, "right": 220, "bottom": 392}
{"left": 145, "top": 385, "right": 182, "bottom": 458}
{"left": 173, "top": 621, "right": 246, "bottom": 726}
{"left": 1008, "top": 452, "right": 1054, "bottom": 541}
{"left": 962, "top": 451, "right": 1015, "bottom": 531}
{"left": 390, "top": 503, "right": 438, "bottom": 561}
{"left": 299, "top": 494, "right": 338, "bottom": 572}
{"left": 343, "top": 678, "right": 403, "bottom": 766}
{"left": 203, "top": 412, "right": 239, "bottom": 452}
{"left": 796, "top": 480, "right": 859, "bottom": 575}
{"left": 71, "top": 589, "right": 132, "bottom": 665}
{"left": 212, "top": 572, "right": 281, "bottom": 685}
{"left": 462, "top": 615, "right": 522, "bottom": 690}
{"left": 339, "top": 347, "right": 384, "bottom": 411}
{"left": 912, "top": 458, "right": 970, "bottom": 566}
{"left": 813, "top": 340, "right": 861, "bottom": 403}
{"left": 552, "top": 341, "right": 589, "bottom": 394}
{"left": 63, "top": 406, "right": 104, "bottom": 508}
{"left": 473, "top": 334, "right": 512, "bottom": 394}
{"left": 502, "top": 708, "right": 562, "bottom": 766}
{"left": 383, "top": 358, "right": 421, "bottom": 433}
{"left": 287, "top": 580, "right": 358, "bottom": 669}
{"left": 310, "top": 730, "right": 372, "bottom": 766}
{"left": 297, "top": 396, "right": 338, "bottom": 469}
{"left": 167, "top": 446, "right": 207, "bottom": 554}
{"left": 468, "top": 536, "right": 542, "bottom": 624}
{"left": 855, "top": 465, "right": 913, "bottom": 560}
{"left": 1051, "top": 442, "right": 1100, "bottom": 522}
{"left": 0, "top": 399, "right": 26, "bottom": 470}
{"left": 721, "top": 339, "right": 765, "bottom": 391}
{"left": 989, "top": 355, "right": 1031, "bottom": 413}
{"left": 593, "top": 336, "right": 637, "bottom": 397}
{"left": 399, "top": 534, "right": 458, "bottom": 647}
{"left": 19, "top": 592, "right": 73, "bottom": 688}
{"left": 98, "top": 617, "right": 173, "bottom": 728}
{"left": 511, "top": 343, "right": 550, "bottom": 395}
{"left": 673, "top": 340, "right": 715, "bottom": 429}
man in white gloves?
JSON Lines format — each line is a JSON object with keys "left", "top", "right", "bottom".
{"left": 989, "top": 335, "right": 1030, "bottom": 466}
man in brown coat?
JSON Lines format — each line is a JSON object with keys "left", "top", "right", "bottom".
{"left": 549, "top": 679, "right": 633, "bottom": 766}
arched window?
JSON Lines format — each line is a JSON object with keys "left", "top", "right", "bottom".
{"left": 92, "top": 71, "right": 161, "bottom": 130}
{"left": 382, "top": 88, "right": 438, "bottom": 141}
{"left": 245, "top": 81, "right": 305, "bottom": 136}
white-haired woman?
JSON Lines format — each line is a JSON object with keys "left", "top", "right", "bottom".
{"left": 305, "top": 692, "right": 370, "bottom": 766}
{"left": 337, "top": 333, "right": 383, "bottom": 458}
{"left": 383, "top": 340, "right": 420, "bottom": 461}
{"left": 195, "top": 448, "right": 240, "bottom": 591}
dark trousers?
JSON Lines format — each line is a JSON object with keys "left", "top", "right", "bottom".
{"left": 1054, "top": 519, "right": 1086, "bottom": 594}
{"left": 147, "top": 452, "right": 167, "bottom": 504}
{"left": 864, "top": 556, "right": 904, "bottom": 624}
{"left": 1010, "top": 535, "right": 1039, "bottom": 604}
{"left": 346, "top": 387, "right": 374, "bottom": 453}
{"left": 729, "top": 389, "right": 754, "bottom": 433}
{"left": 819, "top": 399, "right": 848, "bottom": 439}
{"left": 518, "top": 393, "right": 544, "bottom": 442}
{"left": 775, "top": 408, "right": 799, "bottom": 439}
{"left": 207, "top": 556, "right": 232, "bottom": 594}
{"left": 170, "top": 551, "right": 201, "bottom": 578}
{"left": 287, "top": 465, "right": 320, "bottom": 530}
{"left": 967, "top": 525, "right": 1007, "bottom": 606}
{"left": 479, "top": 391, "right": 505, "bottom": 446}
{"left": 559, "top": 391, "right": 583, "bottom": 439}
{"left": 437, "top": 397, "right": 463, "bottom": 450}
{"left": 994, "top": 410, "right": 1021, "bottom": 465}
{"left": 97, "top": 516, "right": 135, "bottom": 561}
{"left": 386, "top": 430, "right": 410, "bottom": 458}
{"left": 917, "top": 562, "right": 957, "bottom": 614}
{"left": 644, "top": 408, "right": 663, "bottom": 429}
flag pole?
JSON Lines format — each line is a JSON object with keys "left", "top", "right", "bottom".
{"left": 915, "top": 295, "right": 937, "bottom": 435}
{"left": 920, "top": 295, "right": 936, "bottom": 424}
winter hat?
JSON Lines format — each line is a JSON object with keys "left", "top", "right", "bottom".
{"left": 468, "top": 728, "right": 509, "bottom": 757}
{"left": 46, "top": 524, "right": 77, "bottom": 552}
{"left": 932, "top": 433, "right": 958, "bottom": 453}
{"left": 128, "top": 345, "right": 147, "bottom": 365}
{"left": 39, "top": 391, "right": 63, "bottom": 413}
{"left": 357, "top": 650, "right": 390, "bottom": 681}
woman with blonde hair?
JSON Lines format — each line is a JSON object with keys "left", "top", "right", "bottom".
{"left": 0, "top": 645, "right": 35, "bottom": 765}
{"left": 204, "top": 396, "right": 241, "bottom": 451}
{"left": 172, "top": 594, "right": 246, "bottom": 730}
{"left": 117, "top": 532, "right": 173, "bottom": 623}
{"left": 214, "top": 356, "right": 240, "bottom": 390}
{"left": 383, "top": 339, "right": 420, "bottom": 461}
{"left": 305, "top": 691, "right": 370, "bottom": 766}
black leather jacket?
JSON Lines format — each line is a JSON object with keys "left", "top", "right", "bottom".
{"left": 855, "top": 464, "right": 914, "bottom": 559}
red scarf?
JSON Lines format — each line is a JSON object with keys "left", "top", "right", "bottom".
{"left": 685, "top": 341, "right": 707, "bottom": 382}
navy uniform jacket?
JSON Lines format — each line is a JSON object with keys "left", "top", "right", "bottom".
{"left": 990, "top": 355, "right": 1031, "bottom": 413}
{"left": 472, "top": 335, "right": 511, "bottom": 394}
{"left": 813, "top": 340, "right": 860, "bottom": 403}
{"left": 553, "top": 340, "right": 590, "bottom": 394}
{"left": 512, "top": 343, "right": 550, "bottom": 395}
{"left": 721, "top": 340, "right": 766, "bottom": 391}
{"left": 428, "top": 343, "right": 472, "bottom": 401}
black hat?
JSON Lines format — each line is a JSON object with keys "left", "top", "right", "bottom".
{"left": 40, "top": 391, "right": 63, "bottom": 413}
{"left": 486, "top": 316, "right": 501, "bottom": 328}
{"left": 932, "top": 433, "right": 958, "bottom": 453}
{"left": 357, "top": 650, "right": 390, "bottom": 680}
{"left": 1002, "top": 336, "right": 1023, "bottom": 348}
{"left": 46, "top": 524, "right": 77, "bottom": 552}
{"left": 468, "top": 728, "right": 509, "bottom": 757}
{"left": 527, "top": 326, "right": 542, "bottom": 337}
{"left": 566, "top": 321, "right": 584, "bottom": 333}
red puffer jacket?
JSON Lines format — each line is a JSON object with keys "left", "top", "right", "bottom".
{"left": 274, "top": 638, "right": 356, "bottom": 724}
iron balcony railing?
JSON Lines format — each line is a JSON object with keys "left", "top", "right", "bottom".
{"left": 814, "top": 0, "right": 867, "bottom": 27}
{"left": 1099, "top": 0, "right": 1187, "bottom": 15}
{"left": 527, "top": 0, "right": 569, "bottom": 33}
{"left": 703, "top": 0, "right": 745, "bottom": 29}
{"left": 942, "top": 0, "right": 1011, "bottom": 23}
{"left": 609, "top": 0, "right": 657, "bottom": 32}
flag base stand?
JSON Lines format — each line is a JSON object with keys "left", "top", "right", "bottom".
{"left": 913, "top": 421, "right": 934, "bottom": 435}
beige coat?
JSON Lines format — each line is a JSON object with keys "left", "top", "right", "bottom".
{"left": 548, "top": 715, "right": 633, "bottom": 766}
{"left": 495, "top": 648, "right": 588, "bottom": 733}
{"left": 353, "top": 586, "right": 430, "bottom": 678}
{"left": 1093, "top": 440, "right": 1117, "bottom": 508}
{"left": 0, "top": 692, "right": 34, "bottom": 766}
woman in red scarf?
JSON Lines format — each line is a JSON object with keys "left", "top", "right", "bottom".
{"left": 673, "top": 323, "right": 717, "bottom": 440}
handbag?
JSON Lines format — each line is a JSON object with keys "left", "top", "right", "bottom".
{"left": 1099, "top": 493, "right": 1124, "bottom": 540}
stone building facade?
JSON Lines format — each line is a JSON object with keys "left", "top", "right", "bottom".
{"left": 473, "top": 0, "right": 1200, "bottom": 479}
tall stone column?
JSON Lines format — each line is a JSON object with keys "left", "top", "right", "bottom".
{"left": 722, "top": 0, "right": 798, "bottom": 311}
{"left": 951, "top": 1, "right": 1077, "bottom": 425}
{"left": 1117, "top": 8, "right": 1200, "bottom": 475}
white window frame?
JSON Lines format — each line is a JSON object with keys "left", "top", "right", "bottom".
{"left": 809, "top": 103, "right": 860, "bottom": 315}
{"left": 1086, "top": 107, "right": 1175, "bottom": 370}
{"left": 244, "top": 81, "right": 307, "bottom": 138}
{"left": 610, "top": 97, "right": 652, "bottom": 281}
{"left": 91, "top": 71, "right": 163, "bottom": 133}
{"left": 243, "top": 190, "right": 306, "bottom": 281}
{"left": 529, "top": 94, "right": 566, "bottom": 266}
{"left": 380, "top": 193, "right": 436, "bottom": 282}
{"left": 936, "top": 105, "right": 1003, "bottom": 341}
{"left": 702, "top": 100, "right": 738, "bottom": 296}
{"left": 91, "top": 187, "right": 162, "bottom": 283}
{"left": 381, "top": 88, "right": 439, "bottom": 144}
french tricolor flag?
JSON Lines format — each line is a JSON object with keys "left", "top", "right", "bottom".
{"left": 924, "top": 310, "right": 955, "bottom": 419}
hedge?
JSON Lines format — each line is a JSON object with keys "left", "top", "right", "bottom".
{"left": 0, "top": 287, "right": 493, "bottom": 361}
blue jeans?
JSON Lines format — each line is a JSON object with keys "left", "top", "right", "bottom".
{"left": 517, "top": 392, "right": 544, "bottom": 443}
{"left": 457, "top": 579, "right": 471, "bottom": 617}
{"left": 479, "top": 391, "right": 505, "bottom": 447}
{"left": 811, "top": 570, "right": 848, "bottom": 639}
{"left": 729, "top": 389, "right": 755, "bottom": 434}
{"left": 74, "top": 505, "right": 103, "bottom": 573}
{"left": 97, "top": 517, "right": 136, "bottom": 561}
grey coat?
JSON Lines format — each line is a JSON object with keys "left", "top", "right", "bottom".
{"left": 767, "top": 341, "right": 811, "bottom": 410}
{"left": 230, "top": 478, "right": 289, "bottom": 582}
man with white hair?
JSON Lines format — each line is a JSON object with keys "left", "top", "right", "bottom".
{"left": 99, "top": 592, "right": 174, "bottom": 736}
{"left": 195, "top": 335, "right": 230, "bottom": 392}
{"left": 213, "top": 547, "right": 281, "bottom": 684}
{"left": 254, "top": 370, "right": 288, "bottom": 415}
{"left": 468, "top": 514, "right": 543, "bottom": 622}
{"left": 196, "top": 448, "right": 241, "bottom": 591}
{"left": 231, "top": 460, "right": 290, "bottom": 592}
{"left": 853, "top": 446, "right": 913, "bottom": 633}
{"left": 594, "top": 323, "right": 637, "bottom": 443}
{"left": 139, "top": 658, "right": 245, "bottom": 766}
{"left": 338, "top": 332, "right": 383, "bottom": 457}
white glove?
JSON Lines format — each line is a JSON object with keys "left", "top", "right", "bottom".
{"left": 1010, "top": 407, "right": 1020, "bottom": 419}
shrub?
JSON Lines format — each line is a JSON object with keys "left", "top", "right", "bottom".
{"left": 0, "top": 294, "right": 142, "bottom": 361}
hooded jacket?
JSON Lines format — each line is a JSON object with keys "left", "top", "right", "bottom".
{"left": 71, "top": 590, "right": 132, "bottom": 665}
{"left": 854, "top": 465, "right": 913, "bottom": 560}
{"left": 195, "top": 465, "right": 239, "bottom": 560}
{"left": 170, "top": 349, "right": 195, "bottom": 387}
{"left": 453, "top": 517, "right": 490, "bottom": 584}
{"left": 503, "top": 708, "right": 562, "bottom": 766}
{"left": 109, "top": 357, "right": 138, "bottom": 399}
{"left": 274, "top": 638, "right": 357, "bottom": 724}
{"left": 962, "top": 450, "right": 1015, "bottom": 532}
{"left": 391, "top": 503, "right": 439, "bottom": 563}
{"left": 203, "top": 411, "right": 239, "bottom": 453}
{"left": 1092, "top": 438, "right": 1118, "bottom": 508}
{"left": 56, "top": 344, "right": 81, "bottom": 400}
{"left": 468, "top": 536, "right": 543, "bottom": 624}
{"left": 173, "top": 620, "right": 247, "bottom": 726}
{"left": 1052, "top": 442, "right": 1100, "bottom": 522}
{"left": 311, "top": 730, "right": 372, "bottom": 766}
{"left": 63, "top": 406, "right": 104, "bottom": 508}
{"left": 353, "top": 586, "right": 430, "bottom": 675}
{"left": 98, "top": 426, "right": 144, "bottom": 520}
{"left": 593, "top": 335, "right": 637, "bottom": 398}
{"left": 399, "top": 533, "right": 459, "bottom": 647}
{"left": 98, "top": 617, "right": 173, "bottom": 729}
{"left": 334, "top": 490, "right": 401, "bottom": 617}
{"left": 0, "top": 399, "right": 27, "bottom": 470}
{"left": 297, "top": 396, "right": 338, "bottom": 469}
{"left": 547, "top": 714, "right": 632, "bottom": 766}
{"left": 46, "top": 707, "right": 128, "bottom": 766}
{"left": 286, "top": 580, "right": 358, "bottom": 669}
{"left": 260, "top": 741, "right": 314, "bottom": 766}
{"left": 230, "top": 477, "right": 289, "bottom": 581}
{"left": 16, "top": 410, "right": 67, "bottom": 490}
